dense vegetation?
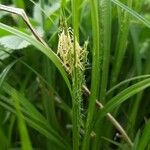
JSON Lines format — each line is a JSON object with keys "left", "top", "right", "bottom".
{"left": 0, "top": 0, "right": 150, "bottom": 149}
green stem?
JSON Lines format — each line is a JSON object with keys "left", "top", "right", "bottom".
{"left": 72, "top": 0, "right": 81, "bottom": 149}
{"left": 82, "top": 0, "right": 100, "bottom": 149}
{"left": 72, "top": 69, "right": 83, "bottom": 150}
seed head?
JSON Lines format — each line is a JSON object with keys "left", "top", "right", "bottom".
{"left": 57, "top": 27, "right": 88, "bottom": 75}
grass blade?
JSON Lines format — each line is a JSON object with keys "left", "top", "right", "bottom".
{"left": 93, "top": 0, "right": 111, "bottom": 149}
{"left": 138, "top": 119, "right": 150, "bottom": 150}
{"left": 107, "top": 75, "right": 150, "bottom": 95}
{"left": 0, "top": 22, "right": 71, "bottom": 94}
{"left": 100, "top": 78, "right": 150, "bottom": 118}
{"left": 111, "top": 0, "right": 150, "bottom": 29}
{"left": 99, "top": 0, "right": 111, "bottom": 102}
{"left": 72, "top": 0, "right": 82, "bottom": 149}
{"left": 0, "top": 83, "right": 69, "bottom": 149}
{"left": 12, "top": 91, "right": 32, "bottom": 150}
{"left": 0, "top": 60, "right": 18, "bottom": 86}
{"left": 110, "top": 0, "right": 132, "bottom": 87}
{"left": 82, "top": 0, "right": 100, "bottom": 149}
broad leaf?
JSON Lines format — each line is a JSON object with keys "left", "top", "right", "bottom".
{"left": 0, "top": 35, "right": 30, "bottom": 50}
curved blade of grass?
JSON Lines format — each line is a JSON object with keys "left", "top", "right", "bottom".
{"left": 1, "top": 83, "right": 69, "bottom": 146}
{"left": 0, "top": 60, "right": 18, "bottom": 87}
{"left": 0, "top": 49, "right": 72, "bottom": 124}
{"left": 138, "top": 119, "right": 150, "bottom": 150}
{"left": 0, "top": 62, "right": 56, "bottom": 131}
{"left": 1, "top": 48, "right": 56, "bottom": 94}
{"left": 101, "top": 136, "right": 123, "bottom": 149}
{"left": 100, "top": 77, "right": 150, "bottom": 118}
{"left": 0, "top": 56, "right": 69, "bottom": 148}
{"left": 111, "top": 0, "right": 150, "bottom": 29}
{"left": 0, "top": 22, "right": 71, "bottom": 94}
{"left": 0, "top": 83, "right": 69, "bottom": 149}
{"left": 0, "top": 99, "right": 68, "bottom": 149}
{"left": 107, "top": 75, "right": 150, "bottom": 95}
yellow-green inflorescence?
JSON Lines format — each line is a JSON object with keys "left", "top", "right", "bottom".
{"left": 57, "top": 27, "right": 88, "bottom": 75}
{"left": 57, "top": 26, "right": 88, "bottom": 148}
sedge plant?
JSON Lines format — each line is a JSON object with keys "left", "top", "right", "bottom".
{"left": 0, "top": 0, "right": 150, "bottom": 150}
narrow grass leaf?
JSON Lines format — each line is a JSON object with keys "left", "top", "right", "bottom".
{"left": 0, "top": 60, "right": 18, "bottom": 87}
{"left": 0, "top": 87, "right": 69, "bottom": 149}
{"left": 107, "top": 75, "right": 150, "bottom": 95}
{"left": 100, "top": 78, "right": 150, "bottom": 118}
{"left": 0, "top": 98, "right": 67, "bottom": 149}
{"left": 99, "top": 0, "right": 111, "bottom": 102}
{"left": 132, "top": 130, "right": 140, "bottom": 150}
{"left": 138, "top": 119, "right": 150, "bottom": 150}
{"left": 1, "top": 83, "right": 68, "bottom": 147}
{"left": 0, "top": 22, "right": 72, "bottom": 94}
{"left": 82, "top": 0, "right": 100, "bottom": 149}
{"left": 12, "top": 91, "right": 32, "bottom": 150}
{"left": 111, "top": 0, "right": 150, "bottom": 29}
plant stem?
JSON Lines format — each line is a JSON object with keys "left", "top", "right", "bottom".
{"left": 83, "top": 85, "right": 133, "bottom": 147}
{"left": 72, "top": 0, "right": 81, "bottom": 149}
{"left": 81, "top": 0, "right": 100, "bottom": 149}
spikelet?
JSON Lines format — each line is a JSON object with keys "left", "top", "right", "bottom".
{"left": 57, "top": 27, "right": 88, "bottom": 75}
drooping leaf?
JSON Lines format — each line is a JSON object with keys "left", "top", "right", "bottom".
{"left": 0, "top": 22, "right": 72, "bottom": 94}
{"left": 0, "top": 82, "right": 69, "bottom": 149}
{"left": 111, "top": 0, "right": 150, "bottom": 28}
{"left": 0, "top": 60, "right": 18, "bottom": 87}
{"left": 100, "top": 77, "right": 150, "bottom": 118}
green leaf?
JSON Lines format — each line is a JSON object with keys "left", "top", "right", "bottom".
{"left": 100, "top": 77, "right": 150, "bottom": 118}
{"left": 132, "top": 130, "right": 140, "bottom": 150}
{"left": 107, "top": 75, "right": 150, "bottom": 95}
{"left": 0, "top": 47, "right": 13, "bottom": 60}
{"left": 12, "top": 91, "right": 32, "bottom": 150}
{"left": 0, "top": 126, "right": 7, "bottom": 149}
{"left": 0, "top": 98, "right": 67, "bottom": 149}
{"left": 0, "top": 35, "right": 30, "bottom": 50}
{"left": 101, "top": 136, "right": 125, "bottom": 149}
{"left": 82, "top": 0, "right": 101, "bottom": 149}
{"left": 0, "top": 60, "right": 18, "bottom": 87}
{"left": 0, "top": 83, "right": 69, "bottom": 149}
{"left": 111, "top": 0, "right": 150, "bottom": 28}
{"left": 0, "top": 22, "right": 71, "bottom": 94}
{"left": 138, "top": 119, "right": 150, "bottom": 150}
